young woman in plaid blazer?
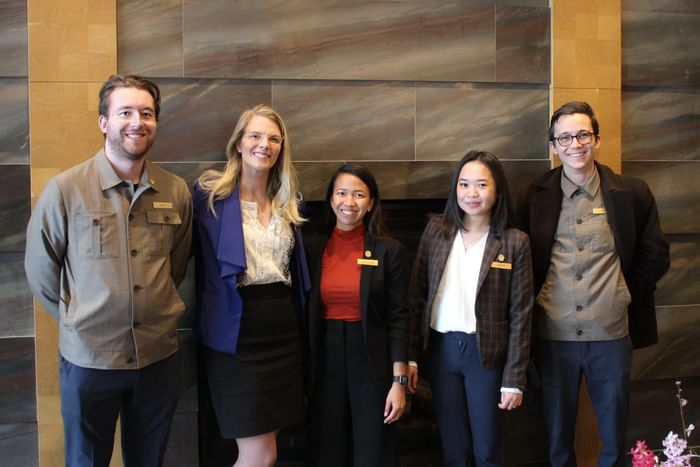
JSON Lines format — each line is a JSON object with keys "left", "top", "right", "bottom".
{"left": 407, "top": 151, "right": 534, "bottom": 466}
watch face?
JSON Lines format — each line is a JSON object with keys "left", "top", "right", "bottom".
{"left": 394, "top": 375, "right": 408, "bottom": 385}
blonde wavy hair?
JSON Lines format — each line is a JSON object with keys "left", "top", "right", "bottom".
{"left": 197, "top": 104, "right": 305, "bottom": 225}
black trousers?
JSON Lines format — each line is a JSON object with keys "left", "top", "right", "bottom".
{"left": 308, "top": 320, "right": 398, "bottom": 467}
{"left": 60, "top": 353, "right": 179, "bottom": 467}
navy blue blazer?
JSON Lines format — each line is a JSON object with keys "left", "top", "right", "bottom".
{"left": 193, "top": 182, "right": 311, "bottom": 354}
{"left": 515, "top": 162, "right": 670, "bottom": 348}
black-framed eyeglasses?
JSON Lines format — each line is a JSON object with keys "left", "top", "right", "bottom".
{"left": 551, "top": 130, "right": 595, "bottom": 147}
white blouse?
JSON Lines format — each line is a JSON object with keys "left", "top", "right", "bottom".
{"left": 238, "top": 200, "right": 294, "bottom": 287}
{"left": 430, "top": 230, "right": 488, "bottom": 334}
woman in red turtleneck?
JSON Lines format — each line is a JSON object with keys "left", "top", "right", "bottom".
{"left": 305, "top": 164, "right": 409, "bottom": 467}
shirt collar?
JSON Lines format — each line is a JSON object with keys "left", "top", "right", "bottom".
{"left": 95, "top": 149, "right": 159, "bottom": 193}
{"left": 560, "top": 166, "right": 600, "bottom": 199}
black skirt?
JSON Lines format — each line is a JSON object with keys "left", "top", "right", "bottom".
{"left": 204, "top": 282, "right": 305, "bottom": 438}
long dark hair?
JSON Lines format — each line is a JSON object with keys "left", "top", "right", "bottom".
{"left": 438, "top": 150, "right": 513, "bottom": 238}
{"left": 322, "top": 164, "right": 389, "bottom": 238}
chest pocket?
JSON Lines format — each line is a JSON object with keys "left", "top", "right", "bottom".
{"left": 146, "top": 209, "right": 182, "bottom": 257}
{"left": 588, "top": 211, "right": 615, "bottom": 253}
{"left": 75, "top": 211, "right": 118, "bottom": 259}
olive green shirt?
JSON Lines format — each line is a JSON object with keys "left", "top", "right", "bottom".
{"left": 25, "top": 150, "right": 193, "bottom": 369}
{"left": 536, "top": 168, "right": 631, "bottom": 341}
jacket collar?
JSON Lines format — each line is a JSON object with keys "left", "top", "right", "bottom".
{"left": 216, "top": 184, "right": 247, "bottom": 279}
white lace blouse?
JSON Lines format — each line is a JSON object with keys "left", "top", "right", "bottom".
{"left": 238, "top": 200, "right": 294, "bottom": 287}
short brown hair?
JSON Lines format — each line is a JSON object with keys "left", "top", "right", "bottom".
{"left": 549, "top": 101, "right": 599, "bottom": 142}
{"left": 98, "top": 74, "right": 161, "bottom": 120}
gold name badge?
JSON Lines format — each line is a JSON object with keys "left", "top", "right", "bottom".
{"left": 491, "top": 261, "right": 512, "bottom": 270}
{"left": 357, "top": 258, "right": 379, "bottom": 267}
{"left": 592, "top": 207, "right": 606, "bottom": 215}
{"left": 153, "top": 202, "right": 173, "bottom": 209}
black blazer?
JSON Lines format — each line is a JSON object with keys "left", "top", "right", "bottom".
{"left": 515, "top": 162, "right": 670, "bottom": 349}
{"left": 305, "top": 230, "right": 409, "bottom": 395}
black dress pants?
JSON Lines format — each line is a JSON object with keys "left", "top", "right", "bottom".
{"left": 309, "top": 320, "right": 398, "bottom": 467}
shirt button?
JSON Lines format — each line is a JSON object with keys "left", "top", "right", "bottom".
{"left": 576, "top": 329, "right": 583, "bottom": 336}
{"left": 92, "top": 219, "right": 100, "bottom": 226}
{"left": 133, "top": 285, "right": 142, "bottom": 292}
{"left": 576, "top": 305, "right": 583, "bottom": 311}
{"left": 163, "top": 215, "right": 170, "bottom": 223}
{"left": 576, "top": 218, "right": 583, "bottom": 225}
{"left": 575, "top": 273, "right": 583, "bottom": 281}
{"left": 578, "top": 245, "right": 584, "bottom": 252}
{"left": 130, "top": 249, "right": 138, "bottom": 256}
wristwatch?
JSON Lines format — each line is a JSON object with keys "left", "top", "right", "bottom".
{"left": 392, "top": 375, "right": 408, "bottom": 386}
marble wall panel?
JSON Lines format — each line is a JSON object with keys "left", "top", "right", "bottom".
{"left": 622, "top": 89, "right": 699, "bottom": 162}
{"left": 0, "top": 165, "right": 30, "bottom": 252}
{"left": 274, "top": 81, "right": 414, "bottom": 162}
{"left": 416, "top": 84, "right": 549, "bottom": 161}
{"left": 632, "top": 305, "right": 700, "bottom": 380}
{"left": 623, "top": 10, "right": 700, "bottom": 87}
{"left": 149, "top": 79, "right": 272, "bottom": 162}
{"left": 0, "top": 337, "right": 36, "bottom": 423}
{"left": 623, "top": 161, "right": 700, "bottom": 234}
{"left": 0, "top": 423, "right": 38, "bottom": 467}
{"left": 495, "top": 6, "right": 550, "bottom": 83}
{"left": 0, "top": 0, "right": 28, "bottom": 77}
{"left": 157, "top": 162, "right": 224, "bottom": 191}
{"left": 0, "top": 253, "right": 33, "bottom": 338}
{"left": 118, "top": 0, "right": 183, "bottom": 77}
{"left": 29, "top": 82, "right": 105, "bottom": 171}
{"left": 655, "top": 235, "right": 700, "bottom": 307}
{"left": 296, "top": 159, "right": 550, "bottom": 201}
{"left": 0, "top": 79, "right": 29, "bottom": 164}
{"left": 28, "top": 1, "right": 116, "bottom": 83}
{"left": 183, "top": 0, "right": 497, "bottom": 82}
{"left": 627, "top": 378, "right": 700, "bottom": 455}
{"left": 623, "top": 0, "right": 700, "bottom": 14}
{"left": 498, "top": 0, "right": 548, "bottom": 5}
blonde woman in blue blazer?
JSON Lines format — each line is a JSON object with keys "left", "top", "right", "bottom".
{"left": 193, "top": 104, "right": 310, "bottom": 467}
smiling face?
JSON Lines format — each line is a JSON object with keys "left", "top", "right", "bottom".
{"left": 98, "top": 87, "right": 157, "bottom": 161}
{"left": 550, "top": 112, "right": 600, "bottom": 181}
{"left": 236, "top": 114, "right": 283, "bottom": 176}
{"left": 456, "top": 160, "right": 497, "bottom": 222}
{"left": 330, "top": 173, "right": 374, "bottom": 231}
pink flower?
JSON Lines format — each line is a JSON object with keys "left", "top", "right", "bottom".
{"left": 631, "top": 440, "right": 658, "bottom": 467}
{"left": 629, "top": 382, "right": 697, "bottom": 466}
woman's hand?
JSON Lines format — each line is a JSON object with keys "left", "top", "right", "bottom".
{"left": 498, "top": 390, "right": 523, "bottom": 411}
{"left": 383, "top": 383, "right": 406, "bottom": 424}
{"left": 407, "top": 365, "right": 419, "bottom": 394}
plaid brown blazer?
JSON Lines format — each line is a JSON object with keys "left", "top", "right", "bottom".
{"left": 408, "top": 216, "right": 534, "bottom": 389}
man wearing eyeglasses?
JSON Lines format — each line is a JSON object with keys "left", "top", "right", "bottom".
{"left": 515, "top": 101, "right": 669, "bottom": 466}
